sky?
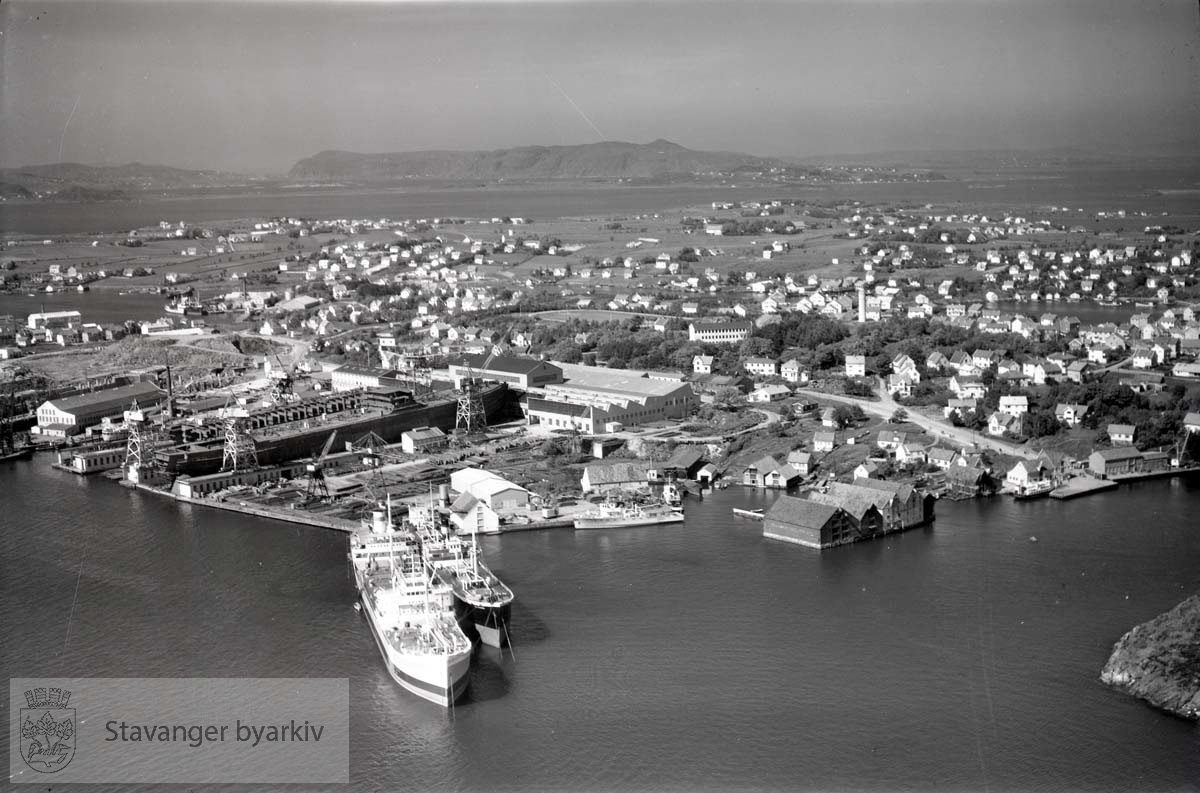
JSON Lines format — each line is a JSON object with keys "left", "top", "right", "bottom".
{"left": 2, "top": 0, "right": 1198, "bottom": 173}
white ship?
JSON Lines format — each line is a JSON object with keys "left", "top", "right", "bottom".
{"left": 417, "top": 517, "right": 515, "bottom": 649}
{"left": 351, "top": 505, "right": 472, "bottom": 707}
{"left": 573, "top": 499, "right": 685, "bottom": 530}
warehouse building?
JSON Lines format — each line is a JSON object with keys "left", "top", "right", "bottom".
{"left": 448, "top": 354, "right": 563, "bottom": 390}
{"left": 331, "top": 365, "right": 403, "bottom": 393}
{"left": 526, "top": 367, "right": 695, "bottom": 434}
{"left": 36, "top": 382, "right": 163, "bottom": 436}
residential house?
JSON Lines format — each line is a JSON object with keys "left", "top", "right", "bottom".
{"left": 744, "top": 357, "right": 779, "bottom": 378}
{"left": 750, "top": 384, "right": 791, "bottom": 403}
{"left": 786, "top": 450, "right": 814, "bottom": 477}
{"left": 1106, "top": 424, "right": 1135, "bottom": 446}
{"left": 998, "top": 395, "right": 1028, "bottom": 417}
{"left": 743, "top": 456, "right": 800, "bottom": 489}
{"left": 780, "top": 359, "right": 809, "bottom": 384}
{"left": 844, "top": 354, "right": 867, "bottom": 378}
{"left": 693, "top": 355, "right": 714, "bottom": 375}
{"left": 1005, "top": 460, "right": 1049, "bottom": 491}
{"left": 987, "top": 411, "right": 1021, "bottom": 437}
{"left": 927, "top": 447, "right": 958, "bottom": 470}
{"left": 813, "top": 431, "right": 837, "bottom": 453}
{"left": 1055, "top": 403, "right": 1089, "bottom": 427}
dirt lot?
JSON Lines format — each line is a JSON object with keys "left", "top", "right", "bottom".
{"left": 9, "top": 335, "right": 252, "bottom": 384}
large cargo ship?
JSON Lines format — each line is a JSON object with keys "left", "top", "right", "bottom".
{"left": 573, "top": 500, "right": 685, "bottom": 530}
{"left": 158, "top": 382, "right": 510, "bottom": 476}
{"left": 351, "top": 507, "right": 473, "bottom": 707}
{"left": 416, "top": 515, "right": 515, "bottom": 649}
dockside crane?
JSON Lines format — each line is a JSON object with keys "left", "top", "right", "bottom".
{"left": 304, "top": 430, "right": 339, "bottom": 503}
{"left": 219, "top": 390, "right": 258, "bottom": 472}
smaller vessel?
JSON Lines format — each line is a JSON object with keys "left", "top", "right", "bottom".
{"left": 731, "top": 507, "right": 765, "bottom": 520}
{"left": 573, "top": 499, "right": 684, "bottom": 530}
{"left": 0, "top": 446, "right": 34, "bottom": 463}
{"left": 165, "top": 294, "right": 207, "bottom": 316}
{"left": 1012, "top": 479, "right": 1055, "bottom": 500}
{"left": 419, "top": 522, "right": 515, "bottom": 649}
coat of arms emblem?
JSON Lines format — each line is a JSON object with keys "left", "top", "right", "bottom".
{"left": 19, "top": 687, "right": 75, "bottom": 773}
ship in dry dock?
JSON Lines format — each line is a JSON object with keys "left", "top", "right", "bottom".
{"left": 155, "top": 381, "right": 511, "bottom": 476}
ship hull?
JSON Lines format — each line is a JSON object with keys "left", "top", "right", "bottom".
{"left": 454, "top": 598, "right": 512, "bottom": 649}
{"left": 358, "top": 590, "right": 471, "bottom": 707}
{"left": 432, "top": 567, "right": 513, "bottom": 648}
{"left": 159, "top": 383, "right": 512, "bottom": 475}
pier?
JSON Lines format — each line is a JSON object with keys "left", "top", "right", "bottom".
{"left": 1049, "top": 476, "right": 1119, "bottom": 500}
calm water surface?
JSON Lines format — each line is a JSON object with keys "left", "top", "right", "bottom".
{"left": 3, "top": 166, "right": 1199, "bottom": 237}
{"left": 2, "top": 460, "right": 1198, "bottom": 791}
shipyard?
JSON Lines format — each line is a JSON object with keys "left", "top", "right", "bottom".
{"left": 4, "top": 1, "right": 1200, "bottom": 790}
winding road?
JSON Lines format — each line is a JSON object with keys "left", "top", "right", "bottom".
{"left": 792, "top": 380, "right": 1039, "bottom": 460}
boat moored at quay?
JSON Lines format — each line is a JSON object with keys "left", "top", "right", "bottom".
{"left": 351, "top": 507, "right": 472, "bottom": 707}
{"left": 573, "top": 499, "right": 685, "bottom": 530}
{"left": 417, "top": 517, "right": 515, "bottom": 649}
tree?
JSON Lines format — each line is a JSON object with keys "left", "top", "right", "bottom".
{"left": 712, "top": 386, "right": 746, "bottom": 410}
{"left": 832, "top": 405, "right": 857, "bottom": 429}
{"left": 890, "top": 408, "right": 908, "bottom": 423}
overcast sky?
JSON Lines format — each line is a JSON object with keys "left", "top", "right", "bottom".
{"left": 2, "top": 0, "right": 1198, "bottom": 173}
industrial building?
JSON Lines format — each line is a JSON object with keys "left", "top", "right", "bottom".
{"left": 448, "top": 354, "right": 563, "bottom": 390}
{"left": 331, "top": 365, "right": 403, "bottom": 392}
{"left": 1088, "top": 447, "right": 1172, "bottom": 479}
{"left": 449, "top": 467, "right": 529, "bottom": 511}
{"left": 400, "top": 427, "right": 448, "bottom": 454}
{"left": 27, "top": 310, "right": 82, "bottom": 330}
{"left": 36, "top": 381, "right": 164, "bottom": 436}
{"left": 526, "top": 366, "right": 695, "bottom": 434}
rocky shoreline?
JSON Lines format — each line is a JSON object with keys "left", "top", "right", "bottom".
{"left": 1100, "top": 594, "right": 1200, "bottom": 720}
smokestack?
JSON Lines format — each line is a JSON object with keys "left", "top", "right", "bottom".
{"left": 857, "top": 282, "right": 866, "bottom": 324}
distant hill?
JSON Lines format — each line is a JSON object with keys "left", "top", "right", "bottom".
{"left": 787, "top": 146, "right": 1200, "bottom": 170}
{"left": 0, "top": 162, "right": 251, "bottom": 199}
{"left": 287, "top": 139, "right": 784, "bottom": 182}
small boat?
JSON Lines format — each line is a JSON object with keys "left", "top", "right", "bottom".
{"left": 353, "top": 601, "right": 362, "bottom": 612}
{"left": 0, "top": 446, "right": 34, "bottom": 463}
{"left": 731, "top": 507, "right": 765, "bottom": 520}
{"left": 1013, "top": 479, "right": 1055, "bottom": 500}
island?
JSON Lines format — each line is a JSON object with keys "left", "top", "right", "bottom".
{"left": 1100, "top": 594, "right": 1200, "bottom": 720}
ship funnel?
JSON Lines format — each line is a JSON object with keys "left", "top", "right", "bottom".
{"left": 438, "top": 483, "right": 450, "bottom": 507}
{"left": 370, "top": 510, "right": 387, "bottom": 533}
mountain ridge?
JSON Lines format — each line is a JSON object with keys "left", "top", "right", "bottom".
{"left": 286, "top": 139, "right": 784, "bottom": 182}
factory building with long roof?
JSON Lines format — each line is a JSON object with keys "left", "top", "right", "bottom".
{"left": 35, "top": 381, "right": 164, "bottom": 436}
{"left": 525, "top": 362, "right": 695, "bottom": 435}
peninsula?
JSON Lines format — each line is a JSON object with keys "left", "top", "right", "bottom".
{"left": 1100, "top": 594, "right": 1200, "bottom": 720}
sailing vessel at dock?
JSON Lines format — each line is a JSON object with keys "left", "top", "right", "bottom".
{"left": 350, "top": 505, "right": 472, "bottom": 707}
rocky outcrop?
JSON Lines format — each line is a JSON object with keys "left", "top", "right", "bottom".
{"left": 1101, "top": 594, "right": 1200, "bottom": 720}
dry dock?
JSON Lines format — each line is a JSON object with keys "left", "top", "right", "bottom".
{"left": 1049, "top": 476, "right": 1119, "bottom": 500}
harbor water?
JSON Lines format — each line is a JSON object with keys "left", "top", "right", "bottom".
{"left": 2, "top": 460, "right": 1198, "bottom": 791}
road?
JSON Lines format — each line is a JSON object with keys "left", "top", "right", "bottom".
{"left": 792, "top": 382, "right": 1039, "bottom": 460}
